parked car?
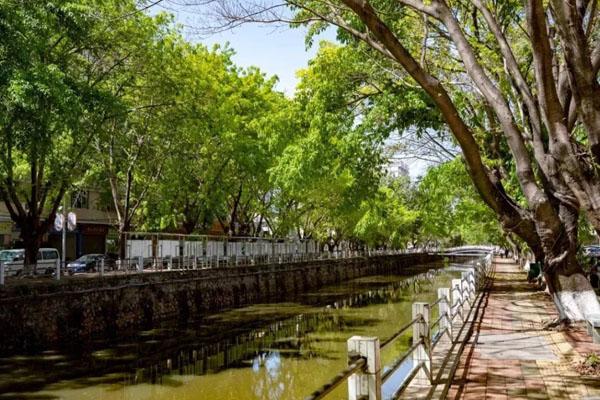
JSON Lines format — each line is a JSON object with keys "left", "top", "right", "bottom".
{"left": 67, "top": 254, "right": 116, "bottom": 274}
{"left": 0, "top": 248, "right": 60, "bottom": 276}
{"left": 0, "top": 249, "right": 23, "bottom": 265}
{"left": 584, "top": 245, "right": 600, "bottom": 258}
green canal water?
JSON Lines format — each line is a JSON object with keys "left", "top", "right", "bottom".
{"left": 0, "top": 263, "right": 465, "bottom": 400}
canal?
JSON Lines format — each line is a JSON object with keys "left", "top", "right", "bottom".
{"left": 0, "top": 261, "right": 466, "bottom": 400}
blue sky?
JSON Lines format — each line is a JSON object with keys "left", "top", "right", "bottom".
{"left": 201, "top": 26, "right": 334, "bottom": 94}
{"left": 155, "top": 3, "right": 335, "bottom": 95}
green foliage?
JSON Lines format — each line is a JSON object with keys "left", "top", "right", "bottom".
{"left": 265, "top": 42, "right": 442, "bottom": 245}
{"left": 416, "top": 158, "right": 504, "bottom": 247}
{"left": 0, "top": 0, "right": 518, "bottom": 256}
{"left": 0, "top": 0, "right": 126, "bottom": 204}
{"left": 353, "top": 179, "right": 419, "bottom": 248}
{"left": 585, "top": 353, "right": 600, "bottom": 368}
{"left": 0, "top": 0, "right": 172, "bottom": 262}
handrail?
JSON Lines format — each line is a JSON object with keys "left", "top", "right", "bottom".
{"left": 304, "top": 357, "right": 367, "bottom": 400}
{"left": 302, "top": 251, "right": 492, "bottom": 400}
{"left": 430, "top": 312, "right": 446, "bottom": 332}
{"left": 391, "top": 361, "right": 426, "bottom": 399}
{"left": 381, "top": 314, "right": 423, "bottom": 348}
{"left": 430, "top": 296, "right": 447, "bottom": 308}
{"left": 381, "top": 338, "right": 424, "bottom": 382}
{"left": 381, "top": 253, "right": 491, "bottom": 397}
{"left": 431, "top": 327, "right": 449, "bottom": 350}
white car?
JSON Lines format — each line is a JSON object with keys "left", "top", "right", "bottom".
{"left": 0, "top": 248, "right": 60, "bottom": 276}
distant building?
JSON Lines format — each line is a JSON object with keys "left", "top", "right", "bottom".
{"left": 47, "top": 189, "right": 117, "bottom": 260}
{"left": 386, "top": 159, "right": 409, "bottom": 178}
{"left": 0, "top": 189, "right": 117, "bottom": 260}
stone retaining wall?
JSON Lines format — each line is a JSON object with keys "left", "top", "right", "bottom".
{"left": 0, "top": 253, "right": 442, "bottom": 352}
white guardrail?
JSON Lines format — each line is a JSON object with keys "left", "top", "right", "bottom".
{"left": 0, "top": 240, "right": 491, "bottom": 285}
{"left": 304, "top": 252, "right": 493, "bottom": 400}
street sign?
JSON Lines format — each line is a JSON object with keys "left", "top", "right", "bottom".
{"left": 67, "top": 212, "right": 77, "bottom": 231}
{"left": 54, "top": 214, "right": 64, "bottom": 231}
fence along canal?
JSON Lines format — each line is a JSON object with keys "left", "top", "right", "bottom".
{"left": 118, "top": 232, "right": 430, "bottom": 273}
{"left": 305, "top": 252, "right": 492, "bottom": 400}
{"left": 0, "top": 257, "right": 479, "bottom": 400}
{"left": 0, "top": 232, "right": 432, "bottom": 282}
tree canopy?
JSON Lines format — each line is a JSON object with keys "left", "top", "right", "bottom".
{"left": 204, "top": 0, "right": 600, "bottom": 320}
{"left": 0, "top": 0, "right": 526, "bottom": 278}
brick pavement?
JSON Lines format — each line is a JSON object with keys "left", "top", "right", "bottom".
{"left": 447, "top": 258, "right": 600, "bottom": 400}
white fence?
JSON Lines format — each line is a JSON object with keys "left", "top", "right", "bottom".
{"left": 125, "top": 235, "right": 320, "bottom": 260}
{"left": 304, "top": 253, "right": 493, "bottom": 400}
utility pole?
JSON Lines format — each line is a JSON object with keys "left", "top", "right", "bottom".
{"left": 60, "top": 197, "right": 66, "bottom": 281}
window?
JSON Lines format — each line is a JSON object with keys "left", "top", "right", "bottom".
{"left": 42, "top": 250, "right": 59, "bottom": 260}
{"left": 71, "top": 190, "right": 89, "bottom": 209}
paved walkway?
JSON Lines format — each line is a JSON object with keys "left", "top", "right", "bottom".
{"left": 448, "top": 258, "right": 600, "bottom": 400}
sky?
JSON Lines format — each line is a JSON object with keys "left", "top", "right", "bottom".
{"left": 155, "top": 3, "right": 334, "bottom": 95}
{"left": 202, "top": 26, "right": 332, "bottom": 95}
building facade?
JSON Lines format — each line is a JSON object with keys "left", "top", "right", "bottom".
{"left": 0, "top": 190, "right": 117, "bottom": 261}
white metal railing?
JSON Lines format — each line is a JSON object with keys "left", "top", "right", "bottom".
{"left": 0, "top": 243, "right": 481, "bottom": 284}
{"left": 304, "top": 253, "right": 493, "bottom": 400}
{"left": 111, "top": 246, "right": 430, "bottom": 274}
{"left": 0, "top": 246, "right": 435, "bottom": 283}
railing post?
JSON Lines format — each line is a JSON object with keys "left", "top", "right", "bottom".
{"left": 451, "top": 279, "right": 463, "bottom": 322}
{"left": 474, "top": 262, "right": 482, "bottom": 289}
{"left": 461, "top": 271, "right": 473, "bottom": 304}
{"left": 438, "top": 288, "right": 451, "bottom": 338}
{"left": 412, "top": 302, "right": 431, "bottom": 386}
{"left": 466, "top": 268, "right": 476, "bottom": 297}
{"left": 484, "top": 254, "right": 492, "bottom": 275}
{"left": 347, "top": 336, "right": 381, "bottom": 400}
{"left": 0, "top": 261, "right": 5, "bottom": 285}
{"left": 100, "top": 258, "right": 105, "bottom": 277}
{"left": 55, "top": 258, "right": 60, "bottom": 281}
{"left": 137, "top": 256, "right": 143, "bottom": 273}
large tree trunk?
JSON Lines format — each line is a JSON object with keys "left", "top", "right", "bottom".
{"left": 540, "top": 202, "right": 600, "bottom": 321}
{"left": 544, "top": 254, "right": 600, "bottom": 321}
{"left": 19, "top": 218, "right": 43, "bottom": 276}
{"left": 117, "top": 220, "right": 130, "bottom": 260}
{"left": 545, "top": 270, "right": 599, "bottom": 321}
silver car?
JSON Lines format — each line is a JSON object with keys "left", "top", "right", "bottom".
{"left": 0, "top": 248, "right": 60, "bottom": 276}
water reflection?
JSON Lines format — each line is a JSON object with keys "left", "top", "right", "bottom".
{"left": 0, "top": 262, "right": 464, "bottom": 400}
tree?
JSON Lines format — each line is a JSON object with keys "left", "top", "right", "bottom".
{"left": 92, "top": 35, "right": 232, "bottom": 256}
{"left": 416, "top": 158, "right": 504, "bottom": 247}
{"left": 212, "top": 67, "right": 288, "bottom": 236}
{"left": 209, "top": 0, "right": 600, "bottom": 321}
{"left": 354, "top": 178, "right": 420, "bottom": 249}
{"left": 141, "top": 50, "right": 290, "bottom": 237}
{"left": 0, "top": 0, "right": 152, "bottom": 272}
{"left": 267, "top": 43, "right": 391, "bottom": 245}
